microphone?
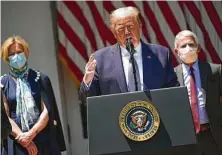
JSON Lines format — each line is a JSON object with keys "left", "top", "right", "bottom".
{"left": 125, "top": 38, "right": 135, "bottom": 54}
{"left": 125, "top": 38, "right": 139, "bottom": 91}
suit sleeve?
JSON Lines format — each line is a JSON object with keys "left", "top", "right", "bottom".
{"left": 164, "top": 50, "right": 180, "bottom": 88}
{"left": 1, "top": 79, "right": 12, "bottom": 140}
{"left": 219, "top": 64, "right": 222, "bottom": 96}
{"left": 79, "top": 70, "right": 101, "bottom": 105}
{"left": 1, "top": 96, "right": 12, "bottom": 140}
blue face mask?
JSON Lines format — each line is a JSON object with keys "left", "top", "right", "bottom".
{"left": 9, "top": 52, "right": 27, "bottom": 69}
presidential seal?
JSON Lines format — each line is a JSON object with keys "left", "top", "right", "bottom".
{"left": 119, "top": 100, "right": 160, "bottom": 141}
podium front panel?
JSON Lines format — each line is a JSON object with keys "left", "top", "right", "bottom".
{"left": 87, "top": 87, "right": 197, "bottom": 155}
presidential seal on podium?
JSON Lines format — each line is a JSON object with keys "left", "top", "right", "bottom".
{"left": 119, "top": 100, "right": 160, "bottom": 141}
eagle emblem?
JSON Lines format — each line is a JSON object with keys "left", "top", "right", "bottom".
{"left": 130, "top": 111, "right": 149, "bottom": 132}
{"left": 119, "top": 100, "right": 160, "bottom": 141}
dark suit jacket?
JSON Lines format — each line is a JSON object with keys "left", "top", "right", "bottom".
{"left": 174, "top": 60, "right": 222, "bottom": 149}
{"left": 79, "top": 40, "right": 179, "bottom": 103}
{"left": 39, "top": 72, "right": 66, "bottom": 152}
{"left": 1, "top": 92, "right": 12, "bottom": 141}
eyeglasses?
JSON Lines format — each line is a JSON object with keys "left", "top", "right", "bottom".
{"left": 179, "top": 43, "right": 198, "bottom": 49}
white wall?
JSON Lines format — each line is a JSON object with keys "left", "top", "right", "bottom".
{"left": 0, "top": 1, "right": 85, "bottom": 155}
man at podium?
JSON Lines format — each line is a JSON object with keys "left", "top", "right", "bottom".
{"left": 174, "top": 30, "right": 222, "bottom": 155}
{"left": 79, "top": 6, "right": 179, "bottom": 103}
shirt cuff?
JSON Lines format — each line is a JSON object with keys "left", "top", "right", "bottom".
{"left": 83, "top": 80, "right": 92, "bottom": 89}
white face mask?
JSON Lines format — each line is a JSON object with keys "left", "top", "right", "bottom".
{"left": 178, "top": 45, "right": 198, "bottom": 64}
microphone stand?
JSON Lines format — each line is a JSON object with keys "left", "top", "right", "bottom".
{"left": 126, "top": 39, "right": 139, "bottom": 91}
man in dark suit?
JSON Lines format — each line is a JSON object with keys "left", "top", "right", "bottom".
{"left": 174, "top": 30, "right": 222, "bottom": 155}
{"left": 79, "top": 6, "right": 179, "bottom": 102}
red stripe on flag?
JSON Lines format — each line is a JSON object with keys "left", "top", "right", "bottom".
{"left": 177, "top": 2, "right": 190, "bottom": 30}
{"left": 202, "top": 1, "right": 222, "bottom": 41}
{"left": 157, "top": 1, "right": 181, "bottom": 35}
{"left": 57, "top": 11, "right": 88, "bottom": 61}
{"left": 122, "top": 1, "right": 151, "bottom": 43}
{"left": 63, "top": 1, "right": 98, "bottom": 52}
{"left": 58, "top": 42, "right": 84, "bottom": 82}
{"left": 103, "top": 1, "right": 116, "bottom": 14}
{"left": 178, "top": 2, "right": 207, "bottom": 62}
{"left": 86, "top": 1, "right": 116, "bottom": 46}
{"left": 143, "top": 1, "right": 178, "bottom": 67}
{"left": 184, "top": 1, "right": 222, "bottom": 64}
{"left": 157, "top": 1, "right": 207, "bottom": 61}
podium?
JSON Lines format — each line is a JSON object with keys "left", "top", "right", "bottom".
{"left": 87, "top": 87, "right": 198, "bottom": 155}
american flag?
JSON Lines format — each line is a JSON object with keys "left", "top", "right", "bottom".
{"left": 57, "top": 1, "right": 222, "bottom": 87}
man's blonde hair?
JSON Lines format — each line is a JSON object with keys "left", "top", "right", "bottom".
{"left": 1, "top": 36, "right": 29, "bottom": 62}
{"left": 110, "top": 6, "right": 141, "bottom": 31}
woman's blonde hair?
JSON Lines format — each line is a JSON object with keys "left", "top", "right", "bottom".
{"left": 1, "top": 36, "right": 29, "bottom": 62}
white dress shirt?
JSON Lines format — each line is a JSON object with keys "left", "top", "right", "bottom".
{"left": 120, "top": 42, "right": 144, "bottom": 91}
{"left": 182, "top": 60, "right": 209, "bottom": 124}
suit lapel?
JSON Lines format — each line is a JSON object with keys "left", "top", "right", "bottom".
{"left": 176, "top": 61, "right": 208, "bottom": 90}
{"left": 176, "top": 64, "right": 185, "bottom": 86}
{"left": 142, "top": 42, "right": 153, "bottom": 90}
{"left": 198, "top": 60, "right": 208, "bottom": 91}
{"left": 111, "top": 44, "right": 128, "bottom": 93}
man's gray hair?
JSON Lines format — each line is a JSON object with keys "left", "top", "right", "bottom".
{"left": 174, "top": 30, "right": 199, "bottom": 48}
{"left": 110, "top": 6, "right": 140, "bottom": 31}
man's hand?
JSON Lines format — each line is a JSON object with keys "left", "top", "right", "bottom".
{"left": 25, "top": 141, "right": 38, "bottom": 155}
{"left": 16, "top": 130, "right": 36, "bottom": 147}
{"left": 83, "top": 54, "right": 97, "bottom": 85}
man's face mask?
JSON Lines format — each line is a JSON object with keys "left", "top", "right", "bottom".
{"left": 9, "top": 52, "right": 27, "bottom": 69}
{"left": 178, "top": 44, "right": 198, "bottom": 64}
